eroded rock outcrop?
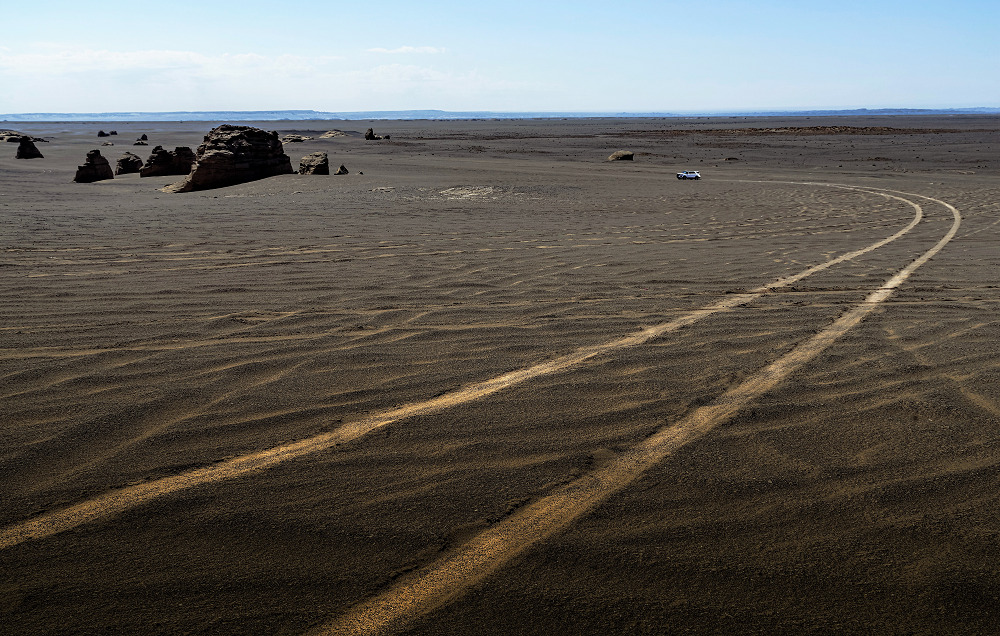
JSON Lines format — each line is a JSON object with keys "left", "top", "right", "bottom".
{"left": 1, "top": 130, "right": 46, "bottom": 143}
{"left": 73, "top": 150, "right": 114, "bottom": 183}
{"left": 139, "top": 146, "right": 195, "bottom": 177}
{"left": 16, "top": 137, "right": 44, "bottom": 159}
{"left": 299, "top": 152, "right": 329, "bottom": 175}
{"left": 115, "top": 152, "right": 143, "bottom": 175}
{"left": 365, "top": 128, "right": 383, "bottom": 140}
{"left": 335, "top": 164, "right": 349, "bottom": 175}
{"left": 165, "top": 125, "right": 293, "bottom": 192}
{"left": 282, "top": 134, "right": 312, "bottom": 143}
{"left": 607, "top": 150, "right": 634, "bottom": 161}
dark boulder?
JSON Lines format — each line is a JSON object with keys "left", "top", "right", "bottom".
{"left": 73, "top": 150, "right": 114, "bottom": 183}
{"left": 299, "top": 152, "right": 329, "bottom": 175}
{"left": 335, "top": 164, "right": 349, "bottom": 175}
{"left": 165, "top": 124, "right": 293, "bottom": 192}
{"left": 115, "top": 152, "right": 144, "bottom": 175}
{"left": 138, "top": 134, "right": 148, "bottom": 141}
{"left": 15, "top": 137, "right": 44, "bottom": 159}
{"left": 139, "top": 146, "right": 196, "bottom": 177}
{"left": 98, "top": 130, "right": 110, "bottom": 137}
{"left": 364, "top": 128, "right": 383, "bottom": 141}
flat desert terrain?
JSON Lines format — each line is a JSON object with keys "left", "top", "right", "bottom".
{"left": 2, "top": 115, "right": 999, "bottom": 634}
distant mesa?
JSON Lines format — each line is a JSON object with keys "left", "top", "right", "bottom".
{"left": 139, "top": 145, "right": 195, "bottom": 177}
{"left": 73, "top": 149, "right": 114, "bottom": 183}
{"left": 164, "top": 124, "right": 293, "bottom": 193}
{"left": 299, "top": 152, "right": 329, "bottom": 175}
{"left": 335, "top": 164, "right": 349, "bottom": 175}
{"left": 115, "top": 152, "right": 143, "bottom": 175}
{"left": 607, "top": 150, "right": 634, "bottom": 161}
{"left": 16, "top": 137, "right": 44, "bottom": 159}
{"left": 282, "top": 134, "right": 312, "bottom": 143}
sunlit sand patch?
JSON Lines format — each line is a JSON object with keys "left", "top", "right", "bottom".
{"left": 439, "top": 186, "right": 495, "bottom": 199}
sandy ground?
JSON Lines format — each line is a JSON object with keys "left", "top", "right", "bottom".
{"left": 1, "top": 116, "right": 1000, "bottom": 634}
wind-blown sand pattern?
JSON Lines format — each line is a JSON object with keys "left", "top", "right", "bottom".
{"left": 1, "top": 117, "right": 999, "bottom": 634}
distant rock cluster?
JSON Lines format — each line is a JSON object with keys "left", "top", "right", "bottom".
{"left": 365, "top": 128, "right": 389, "bottom": 140}
{"left": 165, "top": 124, "right": 293, "bottom": 192}
{"left": 73, "top": 150, "right": 114, "bottom": 183}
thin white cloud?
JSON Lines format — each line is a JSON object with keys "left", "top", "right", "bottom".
{"left": 367, "top": 46, "right": 446, "bottom": 54}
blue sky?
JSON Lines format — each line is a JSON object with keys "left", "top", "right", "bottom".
{"left": 0, "top": 0, "right": 996, "bottom": 113}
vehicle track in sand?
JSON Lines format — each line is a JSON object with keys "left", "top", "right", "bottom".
{"left": 315, "top": 186, "right": 961, "bottom": 635}
{"left": 0, "top": 184, "right": 938, "bottom": 556}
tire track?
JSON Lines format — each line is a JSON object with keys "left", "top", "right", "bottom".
{"left": 0, "top": 184, "right": 924, "bottom": 552}
{"left": 314, "top": 189, "right": 961, "bottom": 635}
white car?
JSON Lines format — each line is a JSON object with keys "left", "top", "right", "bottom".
{"left": 677, "top": 170, "right": 701, "bottom": 180}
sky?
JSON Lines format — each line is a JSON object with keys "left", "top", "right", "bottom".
{"left": 0, "top": 0, "right": 997, "bottom": 113}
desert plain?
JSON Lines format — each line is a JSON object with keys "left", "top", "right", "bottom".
{"left": 1, "top": 115, "right": 1000, "bottom": 634}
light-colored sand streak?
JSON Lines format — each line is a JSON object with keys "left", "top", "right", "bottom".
{"left": 0, "top": 186, "right": 922, "bottom": 552}
{"left": 315, "top": 190, "right": 961, "bottom": 636}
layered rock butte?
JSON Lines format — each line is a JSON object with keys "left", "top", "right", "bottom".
{"left": 165, "top": 125, "right": 293, "bottom": 192}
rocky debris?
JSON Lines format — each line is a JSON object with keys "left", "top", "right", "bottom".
{"left": 165, "top": 124, "right": 293, "bottom": 192}
{"left": 138, "top": 134, "right": 148, "bottom": 141}
{"left": 134, "top": 140, "right": 148, "bottom": 146}
{"left": 365, "top": 128, "right": 387, "bottom": 141}
{"left": 319, "top": 130, "right": 346, "bottom": 138}
{"left": 607, "top": 150, "right": 634, "bottom": 161}
{"left": 299, "top": 152, "right": 329, "bottom": 175}
{"left": 101, "top": 141, "right": 114, "bottom": 146}
{"left": 109, "top": 130, "right": 118, "bottom": 136}
{"left": 282, "top": 134, "right": 312, "bottom": 143}
{"left": 73, "top": 150, "right": 114, "bottom": 183}
{"left": 335, "top": 164, "right": 349, "bottom": 175}
{"left": 115, "top": 152, "right": 144, "bottom": 175}
{"left": 98, "top": 130, "right": 110, "bottom": 137}
{"left": 139, "top": 146, "right": 196, "bottom": 177}
{"left": 15, "top": 137, "right": 44, "bottom": 159}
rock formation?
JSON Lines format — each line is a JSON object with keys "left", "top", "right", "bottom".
{"left": 98, "top": 130, "right": 110, "bottom": 137}
{"left": 607, "top": 150, "right": 634, "bottom": 161}
{"left": 115, "top": 152, "right": 144, "bottom": 175}
{"left": 365, "top": 128, "right": 383, "bottom": 140}
{"left": 319, "top": 130, "right": 345, "bottom": 138}
{"left": 335, "top": 164, "right": 349, "bottom": 175}
{"left": 73, "top": 150, "right": 114, "bottom": 183}
{"left": 139, "top": 146, "right": 196, "bottom": 177}
{"left": 299, "top": 152, "right": 329, "bottom": 175}
{"left": 16, "top": 137, "right": 44, "bottom": 159}
{"left": 134, "top": 140, "right": 148, "bottom": 146}
{"left": 282, "top": 134, "right": 312, "bottom": 143}
{"left": 1, "top": 130, "right": 46, "bottom": 143}
{"left": 165, "top": 124, "right": 293, "bottom": 193}
{"left": 138, "top": 134, "right": 148, "bottom": 141}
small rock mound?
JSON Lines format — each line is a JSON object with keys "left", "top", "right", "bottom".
{"left": 320, "top": 130, "right": 346, "bottom": 138}
{"left": 97, "top": 130, "right": 110, "bottom": 138}
{"left": 365, "top": 128, "right": 384, "bottom": 140}
{"left": 607, "top": 150, "right": 634, "bottom": 161}
{"left": 140, "top": 146, "right": 196, "bottom": 177}
{"left": 299, "top": 152, "right": 329, "bottom": 175}
{"left": 165, "top": 124, "right": 293, "bottom": 192}
{"left": 282, "top": 134, "right": 312, "bottom": 143}
{"left": 134, "top": 140, "right": 148, "bottom": 146}
{"left": 73, "top": 150, "right": 114, "bottom": 183}
{"left": 16, "top": 137, "right": 44, "bottom": 159}
{"left": 115, "top": 152, "right": 144, "bottom": 175}
{"left": 335, "top": 164, "right": 349, "bottom": 175}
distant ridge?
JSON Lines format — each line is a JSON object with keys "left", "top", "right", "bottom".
{"left": 2, "top": 107, "right": 998, "bottom": 122}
